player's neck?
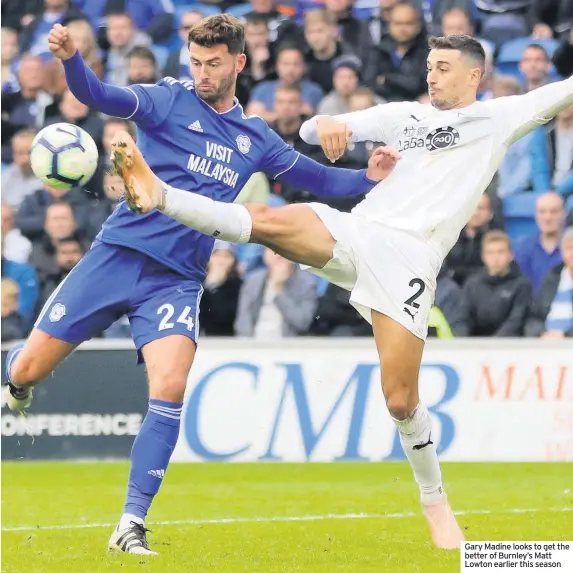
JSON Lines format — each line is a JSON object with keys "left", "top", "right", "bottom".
{"left": 206, "top": 94, "right": 237, "bottom": 114}
{"left": 451, "top": 96, "right": 477, "bottom": 110}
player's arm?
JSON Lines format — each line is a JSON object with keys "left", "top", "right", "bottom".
{"left": 299, "top": 103, "right": 407, "bottom": 162}
{"left": 488, "top": 74, "right": 573, "bottom": 145}
{"left": 49, "top": 24, "right": 172, "bottom": 126}
{"left": 261, "top": 128, "right": 399, "bottom": 198}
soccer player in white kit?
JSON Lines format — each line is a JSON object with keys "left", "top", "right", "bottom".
{"left": 111, "top": 34, "right": 573, "bottom": 549}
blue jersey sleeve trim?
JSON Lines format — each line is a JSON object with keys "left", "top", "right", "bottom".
{"left": 273, "top": 154, "right": 300, "bottom": 179}
{"left": 124, "top": 87, "right": 140, "bottom": 120}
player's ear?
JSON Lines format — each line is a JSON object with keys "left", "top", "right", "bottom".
{"left": 236, "top": 53, "right": 247, "bottom": 74}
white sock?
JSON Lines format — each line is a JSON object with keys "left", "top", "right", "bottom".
{"left": 119, "top": 513, "right": 144, "bottom": 530}
{"left": 392, "top": 402, "right": 445, "bottom": 505}
{"left": 161, "top": 184, "right": 252, "bottom": 243}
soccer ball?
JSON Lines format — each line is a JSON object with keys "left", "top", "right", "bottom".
{"left": 30, "top": 123, "right": 99, "bottom": 190}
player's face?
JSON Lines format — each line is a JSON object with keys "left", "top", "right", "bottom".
{"left": 427, "top": 49, "right": 481, "bottom": 110}
{"left": 189, "top": 43, "right": 246, "bottom": 105}
{"left": 482, "top": 241, "right": 512, "bottom": 275}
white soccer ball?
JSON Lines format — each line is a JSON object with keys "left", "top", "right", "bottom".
{"left": 30, "top": 122, "right": 99, "bottom": 190}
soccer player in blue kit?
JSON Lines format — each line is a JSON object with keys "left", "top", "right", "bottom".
{"left": 3, "top": 15, "right": 400, "bottom": 555}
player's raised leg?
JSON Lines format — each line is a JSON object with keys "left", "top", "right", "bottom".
{"left": 4, "top": 331, "right": 75, "bottom": 411}
{"left": 371, "top": 312, "right": 464, "bottom": 549}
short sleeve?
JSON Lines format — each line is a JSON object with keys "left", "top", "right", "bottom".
{"left": 259, "top": 126, "right": 300, "bottom": 179}
{"left": 126, "top": 83, "right": 178, "bottom": 129}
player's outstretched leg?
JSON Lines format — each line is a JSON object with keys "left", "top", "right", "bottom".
{"left": 3, "top": 330, "right": 75, "bottom": 411}
{"left": 371, "top": 312, "right": 465, "bottom": 549}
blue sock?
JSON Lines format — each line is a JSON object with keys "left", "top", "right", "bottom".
{"left": 123, "top": 399, "right": 182, "bottom": 522}
{"left": 5, "top": 342, "right": 25, "bottom": 386}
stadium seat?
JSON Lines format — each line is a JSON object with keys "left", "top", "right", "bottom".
{"left": 152, "top": 45, "right": 170, "bottom": 70}
{"left": 502, "top": 192, "right": 539, "bottom": 241}
{"left": 226, "top": 4, "right": 253, "bottom": 19}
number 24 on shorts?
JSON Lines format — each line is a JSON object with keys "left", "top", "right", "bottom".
{"left": 157, "top": 304, "right": 195, "bottom": 332}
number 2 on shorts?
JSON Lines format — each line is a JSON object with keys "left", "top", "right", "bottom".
{"left": 404, "top": 278, "right": 426, "bottom": 309}
{"left": 157, "top": 304, "right": 195, "bottom": 332}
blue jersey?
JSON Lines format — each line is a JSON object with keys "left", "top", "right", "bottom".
{"left": 99, "top": 77, "right": 301, "bottom": 282}
{"left": 62, "top": 51, "right": 377, "bottom": 283}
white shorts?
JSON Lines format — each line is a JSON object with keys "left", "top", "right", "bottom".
{"left": 303, "top": 203, "right": 443, "bottom": 340}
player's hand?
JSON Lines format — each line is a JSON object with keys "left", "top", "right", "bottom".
{"left": 316, "top": 117, "right": 352, "bottom": 163}
{"left": 366, "top": 146, "right": 401, "bottom": 182}
{"left": 48, "top": 24, "right": 76, "bottom": 61}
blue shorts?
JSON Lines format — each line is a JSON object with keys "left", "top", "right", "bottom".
{"left": 35, "top": 240, "right": 203, "bottom": 363}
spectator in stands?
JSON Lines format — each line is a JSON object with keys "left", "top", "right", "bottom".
{"left": 317, "top": 55, "right": 361, "bottom": 115}
{"left": 35, "top": 236, "right": 84, "bottom": 311}
{"left": 100, "top": 117, "right": 135, "bottom": 173}
{"left": 1, "top": 203, "right": 32, "bottom": 264}
{"left": 311, "top": 283, "right": 372, "bottom": 336}
{"left": 43, "top": 58, "right": 67, "bottom": 97}
{"left": 365, "top": 1, "right": 428, "bottom": 102}
{"left": 445, "top": 192, "right": 493, "bottom": 286}
{"left": 244, "top": 0, "right": 302, "bottom": 45}
{"left": 1, "top": 0, "right": 44, "bottom": 33}
{"left": 324, "top": 0, "right": 373, "bottom": 65}
{"left": 237, "top": 14, "right": 276, "bottom": 105}
{"left": 164, "top": 10, "right": 203, "bottom": 82}
{"left": 1, "top": 54, "right": 55, "bottom": 161}
{"left": 1, "top": 278, "right": 27, "bottom": 341}
{"left": 369, "top": 0, "right": 398, "bottom": 44}
{"left": 304, "top": 9, "right": 355, "bottom": 94}
{"left": 87, "top": 172, "right": 124, "bottom": 236}
{"left": 2, "top": 128, "right": 43, "bottom": 209}
{"left": 2, "top": 27, "right": 20, "bottom": 93}
{"left": 45, "top": 88, "right": 104, "bottom": 149}
{"left": 18, "top": 0, "right": 82, "bottom": 59}
{"left": 530, "top": 104, "right": 573, "bottom": 198}
{"left": 525, "top": 227, "right": 573, "bottom": 339}
{"left": 440, "top": 7, "right": 473, "bottom": 36}
{"left": 476, "top": 0, "right": 537, "bottom": 48}
{"left": 200, "top": 241, "right": 243, "bottom": 336}
{"left": 104, "top": 12, "right": 150, "bottom": 86}
{"left": 29, "top": 202, "right": 86, "bottom": 292}
{"left": 1, "top": 238, "right": 38, "bottom": 326}
{"left": 456, "top": 230, "right": 532, "bottom": 337}
{"left": 514, "top": 192, "right": 565, "bottom": 294}
{"left": 553, "top": 29, "right": 573, "bottom": 77}
{"left": 235, "top": 247, "right": 318, "bottom": 338}
{"left": 247, "top": 45, "right": 323, "bottom": 123}
{"left": 15, "top": 182, "right": 90, "bottom": 242}
{"left": 491, "top": 76, "right": 535, "bottom": 198}
{"left": 65, "top": 18, "right": 103, "bottom": 78}
{"left": 519, "top": 44, "right": 551, "bottom": 93}
{"left": 432, "top": 267, "right": 465, "bottom": 337}
{"left": 126, "top": 46, "right": 158, "bottom": 84}
{"left": 110, "top": 0, "right": 175, "bottom": 44}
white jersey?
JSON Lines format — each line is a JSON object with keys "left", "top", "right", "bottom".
{"left": 300, "top": 76, "right": 573, "bottom": 260}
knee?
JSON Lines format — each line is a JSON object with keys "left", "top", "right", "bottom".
{"left": 247, "top": 204, "right": 290, "bottom": 242}
{"left": 383, "top": 377, "right": 418, "bottom": 420}
{"left": 149, "top": 370, "right": 187, "bottom": 403}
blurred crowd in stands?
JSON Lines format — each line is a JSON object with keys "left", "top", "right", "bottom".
{"left": 1, "top": 0, "right": 573, "bottom": 342}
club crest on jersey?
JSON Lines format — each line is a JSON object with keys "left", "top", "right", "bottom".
{"left": 425, "top": 126, "right": 460, "bottom": 151}
{"left": 49, "top": 303, "right": 66, "bottom": 322}
{"left": 236, "top": 134, "right": 251, "bottom": 154}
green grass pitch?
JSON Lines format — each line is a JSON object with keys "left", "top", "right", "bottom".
{"left": 2, "top": 462, "right": 572, "bottom": 573}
